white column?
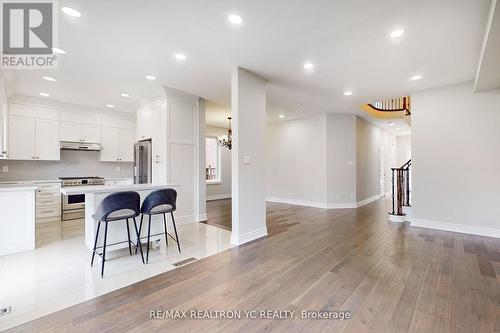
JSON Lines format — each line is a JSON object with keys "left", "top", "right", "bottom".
{"left": 197, "top": 98, "right": 207, "bottom": 221}
{"left": 231, "top": 67, "right": 268, "bottom": 245}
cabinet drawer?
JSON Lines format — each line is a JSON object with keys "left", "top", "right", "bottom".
{"left": 36, "top": 190, "right": 60, "bottom": 201}
{"left": 36, "top": 196, "right": 61, "bottom": 207}
{"left": 36, "top": 205, "right": 61, "bottom": 219}
{"left": 34, "top": 182, "right": 61, "bottom": 191}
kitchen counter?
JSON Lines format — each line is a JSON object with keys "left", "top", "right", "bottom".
{"left": 60, "top": 183, "right": 178, "bottom": 195}
{"left": 0, "top": 185, "right": 36, "bottom": 255}
{"left": 0, "top": 184, "right": 39, "bottom": 192}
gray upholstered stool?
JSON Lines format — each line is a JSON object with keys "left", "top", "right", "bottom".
{"left": 91, "top": 191, "right": 144, "bottom": 277}
{"left": 137, "top": 189, "right": 180, "bottom": 263}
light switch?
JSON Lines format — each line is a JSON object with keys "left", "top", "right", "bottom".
{"left": 243, "top": 156, "right": 251, "bottom": 165}
{"left": 1, "top": 166, "right": 7, "bottom": 173}
{"left": 346, "top": 160, "right": 354, "bottom": 166}
{"left": 116, "top": 166, "right": 121, "bottom": 172}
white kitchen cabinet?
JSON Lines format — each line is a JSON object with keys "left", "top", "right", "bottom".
{"left": 35, "top": 119, "right": 60, "bottom": 160}
{"left": 100, "top": 126, "right": 134, "bottom": 162}
{"left": 61, "top": 121, "right": 102, "bottom": 143}
{"left": 118, "top": 128, "right": 134, "bottom": 162}
{"left": 100, "top": 126, "right": 119, "bottom": 161}
{"left": 136, "top": 107, "right": 153, "bottom": 141}
{"left": 60, "top": 121, "right": 81, "bottom": 142}
{"left": 8, "top": 115, "right": 36, "bottom": 160}
{"left": 8, "top": 116, "right": 59, "bottom": 160}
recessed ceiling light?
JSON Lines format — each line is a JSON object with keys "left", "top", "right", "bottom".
{"left": 39, "top": 92, "right": 50, "bottom": 97}
{"left": 106, "top": 104, "right": 115, "bottom": 109}
{"left": 278, "top": 114, "right": 285, "bottom": 119}
{"left": 388, "top": 122, "right": 395, "bottom": 126}
{"left": 174, "top": 53, "right": 187, "bottom": 61}
{"left": 43, "top": 76, "right": 56, "bottom": 82}
{"left": 396, "top": 128, "right": 401, "bottom": 131}
{"left": 303, "top": 62, "right": 314, "bottom": 70}
{"left": 344, "top": 91, "right": 353, "bottom": 96}
{"left": 410, "top": 75, "right": 422, "bottom": 81}
{"left": 120, "top": 93, "right": 131, "bottom": 98}
{"left": 390, "top": 29, "right": 405, "bottom": 38}
{"left": 228, "top": 14, "right": 243, "bottom": 25}
{"left": 145, "top": 75, "right": 156, "bottom": 81}
{"left": 62, "top": 7, "right": 82, "bottom": 17}
{"left": 52, "top": 47, "right": 66, "bottom": 55}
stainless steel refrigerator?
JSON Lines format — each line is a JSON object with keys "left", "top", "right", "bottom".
{"left": 134, "top": 140, "right": 152, "bottom": 184}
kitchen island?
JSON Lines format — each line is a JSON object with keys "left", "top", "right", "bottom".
{"left": 60, "top": 183, "right": 179, "bottom": 251}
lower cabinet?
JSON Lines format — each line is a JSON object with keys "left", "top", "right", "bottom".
{"left": 100, "top": 126, "right": 134, "bottom": 162}
{"left": 35, "top": 181, "right": 61, "bottom": 224}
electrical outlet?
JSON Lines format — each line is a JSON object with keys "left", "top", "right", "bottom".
{"left": 0, "top": 306, "right": 11, "bottom": 316}
{"left": 1, "top": 166, "right": 7, "bottom": 173}
{"left": 116, "top": 166, "right": 121, "bottom": 172}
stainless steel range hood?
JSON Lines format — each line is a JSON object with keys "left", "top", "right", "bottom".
{"left": 60, "top": 141, "right": 102, "bottom": 151}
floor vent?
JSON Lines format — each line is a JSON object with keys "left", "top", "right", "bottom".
{"left": 173, "top": 257, "right": 196, "bottom": 267}
{"left": 0, "top": 306, "right": 11, "bottom": 316}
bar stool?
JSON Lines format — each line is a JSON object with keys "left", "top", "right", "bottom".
{"left": 91, "top": 191, "right": 145, "bottom": 277}
{"left": 137, "top": 188, "right": 180, "bottom": 263}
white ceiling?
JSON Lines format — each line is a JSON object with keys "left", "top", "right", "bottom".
{"left": 9, "top": 0, "right": 491, "bottom": 127}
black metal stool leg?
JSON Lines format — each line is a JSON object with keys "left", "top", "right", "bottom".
{"left": 126, "top": 218, "right": 132, "bottom": 255}
{"left": 91, "top": 221, "right": 101, "bottom": 266}
{"left": 101, "top": 222, "right": 109, "bottom": 278}
{"left": 163, "top": 213, "right": 168, "bottom": 248}
{"left": 171, "top": 212, "right": 181, "bottom": 253}
{"left": 135, "top": 215, "right": 143, "bottom": 254}
{"left": 146, "top": 214, "right": 152, "bottom": 263}
{"left": 133, "top": 217, "right": 145, "bottom": 264}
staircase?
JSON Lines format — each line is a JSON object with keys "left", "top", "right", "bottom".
{"left": 389, "top": 159, "right": 411, "bottom": 223}
{"left": 361, "top": 96, "right": 411, "bottom": 123}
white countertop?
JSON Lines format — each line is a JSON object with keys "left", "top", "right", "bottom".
{"left": 60, "top": 183, "right": 178, "bottom": 195}
{"left": 0, "top": 184, "right": 39, "bottom": 192}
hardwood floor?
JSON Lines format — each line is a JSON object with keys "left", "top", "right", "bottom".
{"left": 8, "top": 200, "right": 500, "bottom": 332}
{"left": 203, "top": 199, "right": 232, "bottom": 231}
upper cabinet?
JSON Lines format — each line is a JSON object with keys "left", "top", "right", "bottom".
{"left": 136, "top": 107, "right": 153, "bottom": 141}
{"left": 7, "top": 104, "right": 60, "bottom": 161}
{"left": 100, "top": 115, "right": 135, "bottom": 163}
{"left": 60, "top": 111, "right": 102, "bottom": 143}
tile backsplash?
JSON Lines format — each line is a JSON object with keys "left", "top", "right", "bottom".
{"left": 0, "top": 150, "right": 133, "bottom": 181}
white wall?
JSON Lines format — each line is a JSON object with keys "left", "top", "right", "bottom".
{"left": 396, "top": 135, "right": 411, "bottom": 166}
{"left": 231, "top": 68, "right": 268, "bottom": 245}
{"left": 326, "top": 114, "right": 357, "bottom": 207}
{"left": 266, "top": 114, "right": 328, "bottom": 207}
{"left": 206, "top": 125, "right": 232, "bottom": 200}
{"left": 412, "top": 81, "right": 500, "bottom": 237}
{"left": 356, "top": 116, "right": 382, "bottom": 203}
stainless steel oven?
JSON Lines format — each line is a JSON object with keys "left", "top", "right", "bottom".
{"left": 60, "top": 177, "right": 105, "bottom": 220}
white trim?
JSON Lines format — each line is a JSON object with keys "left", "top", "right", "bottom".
{"left": 411, "top": 218, "right": 500, "bottom": 238}
{"left": 207, "top": 193, "right": 231, "bottom": 201}
{"left": 356, "top": 195, "right": 381, "bottom": 208}
{"left": 266, "top": 197, "right": 356, "bottom": 209}
{"left": 196, "top": 213, "right": 208, "bottom": 222}
{"left": 231, "top": 227, "right": 268, "bottom": 246}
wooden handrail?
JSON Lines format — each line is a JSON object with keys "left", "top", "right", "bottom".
{"left": 368, "top": 96, "right": 411, "bottom": 115}
{"left": 390, "top": 159, "right": 411, "bottom": 216}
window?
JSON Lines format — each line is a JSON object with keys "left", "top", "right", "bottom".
{"left": 206, "top": 137, "right": 220, "bottom": 183}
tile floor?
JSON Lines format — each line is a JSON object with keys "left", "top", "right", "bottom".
{"left": 0, "top": 222, "right": 233, "bottom": 331}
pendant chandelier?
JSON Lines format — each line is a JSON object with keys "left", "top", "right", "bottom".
{"left": 218, "top": 117, "right": 232, "bottom": 150}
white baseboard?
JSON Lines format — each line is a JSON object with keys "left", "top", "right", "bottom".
{"left": 411, "top": 218, "right": 500, "bottom": 238}
{"left": 267, "top": 197, "right": 358, "bottom": 209}
{"left": 196, "top": 213, "right": 208, "bottom": 222}
{"left": 231, "top": 227, "right": 268, "bottom": 246}
{"left": 207, "top": 194, "right": 231, "bottom": 201}
{"left": 356, "top": 195, "right": 381, "bottom": 208}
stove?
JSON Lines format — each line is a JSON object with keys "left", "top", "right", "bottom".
{"left": 60, "top": 177, "right": 105, "bottom": 220}
{"left": 60, "top": 176, "right": 105, "bottom": 187}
